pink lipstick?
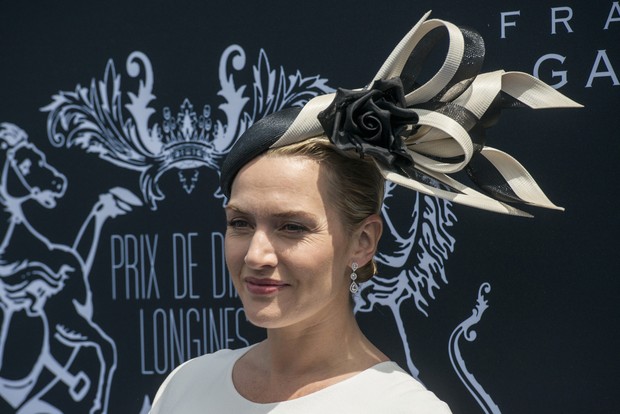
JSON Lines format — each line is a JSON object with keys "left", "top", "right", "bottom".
{"left": 244, "top": 277, "right": 288, "bottom": 295}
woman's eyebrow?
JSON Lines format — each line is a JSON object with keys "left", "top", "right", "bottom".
{"left": 272, "top": 211, "right": 318, "bottom": 221}
{"left": 225, "top": 204, "right": 318, "bottom": 221}
{"left": 224, "top": 203, "right": 246, "bottom": 214}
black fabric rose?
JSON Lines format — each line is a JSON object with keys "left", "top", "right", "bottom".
{"left": 317, "top": 78, "right": 417, "bottom": 167}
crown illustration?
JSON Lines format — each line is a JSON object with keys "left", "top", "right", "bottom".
{"left": 160, "top": 99, "right": 217, "bottom": 169}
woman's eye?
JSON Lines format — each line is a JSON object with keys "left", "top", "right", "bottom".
{"left": 281, "top": 223, "right": 307, "bottom": 233}
{"left": 227, "top": 219, "right": 249, "bottom": 229}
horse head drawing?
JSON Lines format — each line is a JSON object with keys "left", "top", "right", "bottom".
{"left": 0, "top": 123, "right": 66, "bottom": 214}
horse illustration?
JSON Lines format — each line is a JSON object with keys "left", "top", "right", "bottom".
{"left": 0, "top": 122, "right": 142, "bottom": 413}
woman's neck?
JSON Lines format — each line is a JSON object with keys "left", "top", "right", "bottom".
{"left": 263, "top": 311, "right": 384, "bottom": 375}
{"left": 232, "top": 309, "right": 388, "bottom": 403}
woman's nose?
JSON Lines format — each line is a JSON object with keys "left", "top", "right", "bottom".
{"left": 244, "top": 229, "right": 278, "bottom": 269}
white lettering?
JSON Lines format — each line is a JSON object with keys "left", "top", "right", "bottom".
{"left": 172, "top": 233, "right": 200, "bottom": 299}
{"left": 153, "top": 308, "right": 169, "bottom": 374}
{"left": 139, "top": 309, "right": 153, "bottom": 375}
{"left": 110, "top": 234, "right": 124, "bottom": 300}
{"left": 501, "top": 11, "right": 521, "bottom": 38}
{"left": 586, "top": 50, "right": 619, "bottom": 87}
{"left": 110, "top": 234, "right": 160, "bottom": 300}
{"left": 211, "top": 232, "right": 235, "bottom": 299}
{"left": 551, "top": 7, "right": 574, "bottom": 34}
{"left": 139, "top": 307, "right": 250, "bottom": 375}
{"left": 534, "top": 54, "right": 568, "bottom": 89}
{"left": 604, "top": 2, "right": 620, "bottom": 29}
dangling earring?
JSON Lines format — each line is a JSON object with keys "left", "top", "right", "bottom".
{"left": 349, "top": 262, "right": 359, "bottom": 294}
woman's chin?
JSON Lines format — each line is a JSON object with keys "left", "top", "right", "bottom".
{"left": 242, "top": 307, "right": 285, "bottom": 329}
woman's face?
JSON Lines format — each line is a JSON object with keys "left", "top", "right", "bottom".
{"left": 224, "top": 154, "right": 354, "bottom": 331}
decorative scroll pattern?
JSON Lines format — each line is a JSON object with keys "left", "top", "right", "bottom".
{"left": 43, "top": 48, "right": 332, "bottom": 209}
{"left": 449, "top": 283, "right": 501, "bottom": 414}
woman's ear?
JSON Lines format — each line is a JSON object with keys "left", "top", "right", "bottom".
{"left": 351, "top": 214, "right": 383, "bottom": 267}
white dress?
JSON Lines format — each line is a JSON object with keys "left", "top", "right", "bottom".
{"left": 150, "top": 346, "right": 452, "bottom": 413}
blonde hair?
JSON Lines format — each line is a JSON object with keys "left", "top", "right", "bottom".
{"left": 266, "top": 137, "right": 384, "bottom": 282}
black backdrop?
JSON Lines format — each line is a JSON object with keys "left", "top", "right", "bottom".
{"left": 0, "top": 1, "right": 618, "bottom": 413}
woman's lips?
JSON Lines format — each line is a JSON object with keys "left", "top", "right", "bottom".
{"left": 244, "top": 277, "right": 289, "bottom": 295}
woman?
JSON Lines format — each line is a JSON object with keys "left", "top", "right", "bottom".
{"left": 150, "top": 12, "right": 579, "bottom": 414}
{"left": 151, "top": 133, "right": 453, "bottom": 413}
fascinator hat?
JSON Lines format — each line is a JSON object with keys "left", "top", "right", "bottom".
{"left": 221, "top": 12, "right": 581, "bottom": 217}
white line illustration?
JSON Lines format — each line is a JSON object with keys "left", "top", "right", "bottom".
{"left": 0, "top": 123, "right": 142, "bottom": 413}
{"left": 449, "top": 282, "right": 501, "bottom": 413}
